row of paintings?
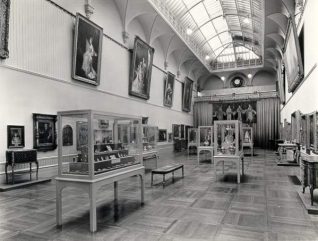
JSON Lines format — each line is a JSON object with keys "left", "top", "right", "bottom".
{"left": 72, "top": 13, "right": 193, "bottom": 112}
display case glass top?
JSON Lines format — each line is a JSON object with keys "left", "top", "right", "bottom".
{"left": 57, "top": 110, "right": 143, "bottom": 180}
{"left": 214, "top": 120, "right": 243, "bottom": 156}
{"left": 198, "top": 126, "right": 213, "bottom": 147}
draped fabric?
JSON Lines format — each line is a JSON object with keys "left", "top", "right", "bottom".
{"left": 256, "top": 98, "right": 280, "bottom": 149}
{"left": 193, "top": 102, "right": 213, "bottom": 127}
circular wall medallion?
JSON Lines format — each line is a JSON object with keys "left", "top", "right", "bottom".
{"left": 231, "top": 76, "right": 244, "bottom": 87}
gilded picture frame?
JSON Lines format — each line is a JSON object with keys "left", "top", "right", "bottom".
{"left": 7, "top": 125, "right": 25, "bottom": 148}
{"left": 33, "top": 113, "right": 57, "bottom": 151}
{"left": 0, "top": 0, "right": 10, "bottom": 59}
{"left": 182, "top": 77, "right": 193, "bottom": 112}
{"left": 163, "top": 71, "right": 175, "bottom": 107}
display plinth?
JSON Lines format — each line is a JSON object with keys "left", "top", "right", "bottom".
{"left": 197, "top": 126, "right": 213, "bottom": 165}
{"left": 213, "top": 120, "right": 244, "bottom": 183}
{"left": 56, "top": 110, "right": 144, "bottom": 232}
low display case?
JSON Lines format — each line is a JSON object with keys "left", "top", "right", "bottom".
{"left": 291, "top": 110, "right": 302, "bottom": 143}
{"left": 57, "top": 110, "right": 143, "bottom": 179}
{"left": 188, "top": 128, "right": 198, "bottom": 155}
{"left": 308, "top": 111, "right": 318, "bottom": 154}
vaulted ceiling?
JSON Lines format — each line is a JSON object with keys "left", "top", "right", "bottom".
{"left": 114, "top": 0, "right": 304, "bottom": 88}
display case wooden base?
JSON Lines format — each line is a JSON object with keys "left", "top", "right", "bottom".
{"left": 56, "top": 166, "right": 145, "bottom": 232}
{"left": 214, "top": 152, "right": 244, "bottom": 184}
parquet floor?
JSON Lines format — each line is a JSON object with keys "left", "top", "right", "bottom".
{"left": 1, "top": 149, "right": 318, "bottom": 241}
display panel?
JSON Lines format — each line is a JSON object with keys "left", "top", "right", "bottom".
{"left": 214, "top": 120, "right": 242, "bottom": 156}
{"left": 291, "top": 110, "right": 302, "bottom": 143}
{"left": 57, "top": 110, "right": 142, "bottom": 180}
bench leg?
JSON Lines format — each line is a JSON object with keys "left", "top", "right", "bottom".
{"left": 182, "top": 166, "right": 184, "bottom": 178}
{"left": 163, "top": 174, "right": 165, "bottom": 187}
{"left": 30, "top": 163, "right": 32, "bottom": 181}
{"left": 151, "top": 173, "right": 154, "bottom": 186}
{"left": 172, "top": 171, "right": 175, "bottom": 182}
{"left": 12, "top": 165, "right": 15, "bottom": 185}
{"left": 36, "top": 161, "right": 39, "bottom": 180}
{"left": 139, "top": 174, "right": 145, "bottom": 205}
{"left": 5, "top": 164, "right": 8, "bottom": 184}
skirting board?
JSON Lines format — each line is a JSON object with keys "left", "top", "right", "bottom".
{"left": 297, "top": 190, "right": 318, "bottom": 214}
{"left": 0, "top": 178, "right": 52, "bottom": 192}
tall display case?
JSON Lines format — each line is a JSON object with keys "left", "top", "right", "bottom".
{"left": 242, "top": 127, "right": 253, "bottom": 156}
{"left": 180, "top": 124, "right": 185, "bottom": 140}
{"left": 188, "top": 128, "right": 198, "bottom": 155}
{"left": 142, "top": 125, "right": 158, "bottom": 152}
{"left": 56, "top": 110, "right": 145, "bottom": 232}
{"left": 197, "top": 126, "right": 213, "bottom": 165}
{"left": 172, "top": 124, "right": 180, "bottom": 139}
{"left": 213, "top": 120, "right": 244, "bottom": 183}
{"left": 308, "top": 111, "right": 318, "bottom": 154}
{"left": 301, "top": 114, "right": 309, "bottom": 148}
{"left": 291, "top": 110, "right": 302, "bottom": 143}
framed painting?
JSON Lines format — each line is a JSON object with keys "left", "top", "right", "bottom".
{"left": 159, "top": 129, "right": 167, "bottom": 142}
{"left": 7, "top": 125, "right": 24, "bottom": 148}
{"left": 72, "top": 13, "right": 103, "bottom": 85}
{"left": 163, "top": 71, "right": 175, "bottom": 107}
{"left": 76, "top": 121, "right": 88, "bottom": 150}
{"left": 182, "top": 77, "right": 193, "bottom": 112}
{"left": 62, "top": 125, "right": 73, "bottom": 146}
{"left": 0, "top": 0, "right": 10, "bottom": 59}
{"left": 129, "top": 36, "right": 154, "bottom": 100}
{"left": 33, "top": 114, "right": 57, "bottom": 151}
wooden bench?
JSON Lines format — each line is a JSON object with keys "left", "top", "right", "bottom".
{"left": 151, "top": 164, "right": 184, "bottom": 187}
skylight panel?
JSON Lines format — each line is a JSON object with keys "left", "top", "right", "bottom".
{"left": 204, "top": 0, "right": 223, "bottom": 18}
{"left": 219, "top": 31, "right": 232, "bottom": 43}
{"left": 189, "top": 3, "right": 210, "bottom": 26}
{"left": 213, "top": 17, "right": 228, "bottom": 33}
{"left": 200, "top": 22, "right": 216, "bottom": 39}
{"left": 208, "top": 38, "right": 222, "bottom": 51}
{"left": 182, "top": 0, "right": 201, "bottom": 9}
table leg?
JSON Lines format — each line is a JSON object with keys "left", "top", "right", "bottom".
{"left": 36, "top": 161, "right": 39, "bottom": 180}
{"left": 172, "top": 171, "right": 175, "bottom": 182}
{"left": 163, "top": 174, "right": 166, "bottom": 187}
{"left": 139, "top": 174, "right": 145, "bottom": 204}
{"left": 215, "top": 161, "right": 217, "bottom": 182}
{"left": 12, "top": 164, "right": 15, "bottom": 185}
{"left": 151, "top": 173, "right": 154, "bottom": 186}
{"left": 30, "top": 163, "right": 32, "bottom": 180}
{"left": 237, "top": 158, "right": 240, "bottom": 184}
{"left": 222, "top": 161, "right": 224, "bottom": 175}
{"left": 89, "top": 185, "right": 97, "bottom": 232}
{"left": 242, "top": 157, "right": 244, "bottom": 176}
{"left": 182, "top": 166, "right": 184, "bottom": 178}
{"left": 114, "top": 181, "right": 118, "bottom": 205}
{"left": 310, "top": 186, "right": 314, "bottom": 206}
{"left": 56, "top": 181, "right": 62, "bottom": 227}
{"left": 197, "top": 150, "right": 200, "bottom": 165}
{"left": 5, "top": 164, "right": 8, "bottom": 184}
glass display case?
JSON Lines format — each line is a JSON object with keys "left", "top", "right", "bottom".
{"left": 198, "top": 126, "right": 213, "bottom": 147}
{"left": 308, "top": 111, "right": 318, "bottom": 154}
{"left": 242, "top": 127, "right": 253, "bottom": 144}
{"left": 214, "top": 120, "right": 243, "bottom": 156}
{"left": 57, "top": 110, "right": 143, "bottom": 180}
{"left": 188, "top": 128, "right": 198, "bottom": 146}
{"left": 291, "top": 110, "right": 302, "bottom": 143}
{"left": 172, "top": 124, "right": 180, "bottom": 139}
{"left": 301, "top": 114, "right": 309, "bottom": 148}
{"left": 180, "top": 124, "right": 185, "bottom": 140}
{"left": 142, "top": 125, "right": 158, "bottom": 152}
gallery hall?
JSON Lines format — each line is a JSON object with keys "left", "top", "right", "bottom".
{"left": 0, "top": 0, "right": 318, "bottom": 240}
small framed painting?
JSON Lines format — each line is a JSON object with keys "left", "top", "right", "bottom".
{"left": 33, "top": 114, "right": 57, "bottom": 151}
{"left": 7, "top": 125, "right": 25, "bottom": 148}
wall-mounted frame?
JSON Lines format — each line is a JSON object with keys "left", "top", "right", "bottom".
{"left": 283, "top": 19, "right": 304, "bottom": 93}
{"left": 72, "top": 13, "right": 103, "bottom": 86}
{"left": 7, "top": 125, "right": 24, "bottom": 148}
{"left": 159, "top": 129, "right": 167, "bottom": 142}
{"left": 163, "top": 71, "right": 175, "bottom": 107}
{"left": 182, "top": 77, "right": 193, "bottom": 112}
{"left": 129, "top": 36, "right": 154, "bottom": 100}
{"left": 33, "top": 114, "right": 57, "bottom": 151}
{"left": 0, "top": 0, "right": 10, "bottom": 59}
{"left": 62, "top": 125, "right": 73, "bottom": 146}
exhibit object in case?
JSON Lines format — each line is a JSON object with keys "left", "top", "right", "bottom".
{"left": 55, "top": 110, "right": 145, "bottom": 232}
{"left": 291, "top": 110, "right": 302, "bottom": 143}
{"left": 242, "top": 127, "right": 253, "bottom": 156}
{"left": 187, "top": 128, "right": 198, "bottom": 156}
{"left": 197, "top": 126, "right": 213, "bottom": 165}
{"left": 213, "top": 120, "right": 244, "bottom": 183}
{"left": 308, "top": 111, "right": 318, "bottom": 154}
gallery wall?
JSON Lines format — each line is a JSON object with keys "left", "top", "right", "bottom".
{"left": 280, "top": 0, "right": 318, "bottom": 122}
{"left": 0, "top": 0, "right": 196, "bottom": 164}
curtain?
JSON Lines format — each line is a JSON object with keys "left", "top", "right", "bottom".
{"left": 256, "top": 98, "right": 280, "bottom": 149}
{"left": 193, "top": 102, "right": 213, "bottom": 127}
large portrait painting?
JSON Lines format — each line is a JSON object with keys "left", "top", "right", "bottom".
{"left": 72, "top": 13, "right": 103, "bottom": 85}
{"left": 182, "top": 77, "right": 193, "bottom": 112}
{"left": 163, "top": 72, "right": 175, "bottom": 107}
{"left": 33, "top": 114, "right": 57, "bottom": 151}
{"left": 129, "top": 36, "right": 154, "bottom": 100}
{"left": 7, "top": 125, "right": 24, "bottom": 148}
{"left": 213, "top": 101, "right": 257, "bottom": 124}
{"left": 0, "top": 0, "right": 10, "bottom": 59}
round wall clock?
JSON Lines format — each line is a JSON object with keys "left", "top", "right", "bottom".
{"left": 231, "top": 76, "right": 244, "bottom": 87}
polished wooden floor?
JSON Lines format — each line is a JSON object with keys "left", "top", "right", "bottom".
{"left": 1, "top": 149, "right": 318, "bottom": 241}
